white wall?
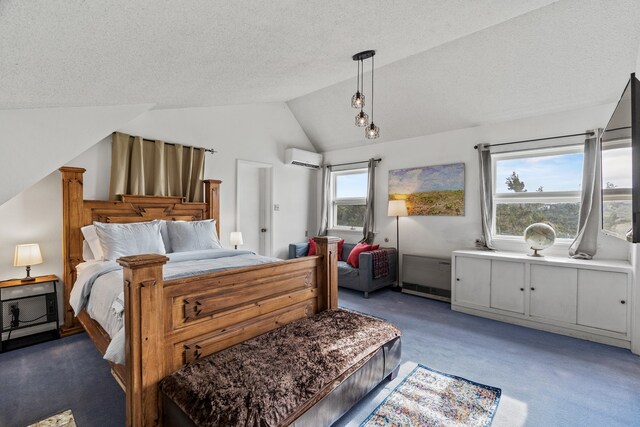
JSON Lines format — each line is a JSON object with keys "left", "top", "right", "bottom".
{"left": 0, "top": 103, "right": 317, "bottom": 323}
{"left": 0, "top": 104, "right": 153, "bottom": 205}
{"left": 321, "top": 102, "right": 631, "bottom": 261}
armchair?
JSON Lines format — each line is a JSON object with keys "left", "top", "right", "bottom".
{"left": 289, "top": 241, "right": 397, "bottom": 298}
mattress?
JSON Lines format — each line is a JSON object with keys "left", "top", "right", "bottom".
{"left": 70, "top": 249, "right": 280, "bottom": 363}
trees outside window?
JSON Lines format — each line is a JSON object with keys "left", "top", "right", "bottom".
{"left": 330, "top": 169, "right": 368, "bottom": 230}
{"left": 493, "top": 147, "right": 584, "bottom": 239}
{"left": 602, "top": 144, "right": 632, "bottom": 238}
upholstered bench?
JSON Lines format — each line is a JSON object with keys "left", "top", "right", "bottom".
{"left": 160, "top": 309, "right": 401, "bottom": 427}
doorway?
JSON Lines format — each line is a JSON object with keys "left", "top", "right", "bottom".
{"left": 236, "top": 160, "right": 273, "bottom": 256}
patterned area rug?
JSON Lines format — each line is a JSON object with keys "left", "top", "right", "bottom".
{"left": 28, "top": 409, "right": 76, "bottom": 427}
{"left": 361, "top": 364, "right": 501, "bottom": 427}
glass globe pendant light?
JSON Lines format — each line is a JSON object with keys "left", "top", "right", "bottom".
{"left": 365, "top": 54, "right": 379, "bottom": 139}
{"left": 366, "top": 122, "right": 380, "bottom": 139}
{"left": 355, "top": 109, "right": 369, "bottom": 127}
{"left": 351, "top": 60, "right": 365, "bottom": 109}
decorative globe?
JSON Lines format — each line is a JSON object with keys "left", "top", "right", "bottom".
{"left": 524, "top": 223, "right": 556, "bottom": 257}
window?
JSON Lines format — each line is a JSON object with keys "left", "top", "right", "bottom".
{"left": 602, "top": 141, "right": 632, "bottom": 238}
{"left": 330, "top": 168, "right": 368, "bottom": 230}
{"left": 493, "top": 146, "right": 584, "bottom": 240}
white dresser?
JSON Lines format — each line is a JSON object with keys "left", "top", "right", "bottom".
{"left": 451, "top": 249, "right": 633, "bottom": 349}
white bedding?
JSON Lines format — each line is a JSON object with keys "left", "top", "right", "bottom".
{"left": 71, "top": 249, "right": 279, "bottom": 364}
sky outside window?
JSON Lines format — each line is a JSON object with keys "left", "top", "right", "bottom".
{"left": 495, "top": 153, "right": 584, "bottom": 193}
{"left": 336, "top": 172, "right": 367, "bottom": 198}
{"left": 602, "top": 146, "right": 632, "bottom": 189}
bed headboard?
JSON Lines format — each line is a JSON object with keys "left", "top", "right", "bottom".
{"left": 59, "top": 166, "right": 222, "bottom": 335}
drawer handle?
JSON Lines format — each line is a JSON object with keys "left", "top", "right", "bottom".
{"left": 456, "top": 278, "right": 460, "bottom": 281}
{"left": 621, "top": 300, "right": 626, "bottom": 304}
{"left": 520, "top": 288, "right": 524, "bottom": 291}
{"left": 530, "top": 287, "right": 535, "bottom": 291}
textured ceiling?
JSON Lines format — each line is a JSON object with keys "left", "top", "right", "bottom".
{"left": 0, "top": 0, "right": 557, "bottom": 110}
{"left": 2, "top": 1, "right": 638, "bottom": 153}
{"left": 289, "top": 0, "right": 640, "bottom": 151}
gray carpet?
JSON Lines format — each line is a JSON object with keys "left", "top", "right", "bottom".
{"left": 336, "top": 288, "right": 640, "bottom": 427}
{"left": 1, "top": 288, "right": 638, "bottom": 426}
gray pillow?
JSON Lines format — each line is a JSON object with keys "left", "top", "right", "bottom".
{"left": 158, "top": 220, "right": 172, "bottom": 253}
{"left": 94, "top": 220, "right": 166, "bottom": 261}
{"left": 166, "top": 220, "right": 222, "bottom": 253}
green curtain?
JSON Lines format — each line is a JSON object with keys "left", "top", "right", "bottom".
{"left": 109, "top": 132, "right": 205, "bottom": 202}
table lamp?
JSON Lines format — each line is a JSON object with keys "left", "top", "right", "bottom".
{"left": 230, "top": 232, "right": 243, "bottom": 250}
{"left": 14, "top": 243, "right": 43, "bottom": 282}
{"left": 388, "top": 200, "right": 408, "bottom": 288}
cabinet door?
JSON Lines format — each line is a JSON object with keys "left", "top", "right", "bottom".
{"left": 490, "top": 260, "right": 525, "bottom": 314}
{"left": 530, "top": 265, "right": 577, "bottom": 323}
{"left": 577, "top": 270, "right": 628, "bottom": 333}
{"left": 454, "top": 256, "right": 490, "bottom": 307}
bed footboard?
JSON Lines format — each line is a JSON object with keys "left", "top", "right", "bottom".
{"left": 117, "top": 236, "right": 339, "bottom": 427}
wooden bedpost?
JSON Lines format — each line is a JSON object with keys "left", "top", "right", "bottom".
{"left": 204, "top": 179, "right": 222, "bottom": 238}
{"left": 59, "top": 166, "right": 86, "bottom": 336}
{"left": 117, "top": 254, "right": 169, "bottom": 427}
{"left": 314, "top": 236, "right": 340, "bottom": 311}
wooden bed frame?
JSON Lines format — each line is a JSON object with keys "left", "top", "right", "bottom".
{"left": 59, "top": 167, "right": 339, "bottom": 427}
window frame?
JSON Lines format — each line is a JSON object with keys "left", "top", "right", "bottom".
{"left": 491, "top": 144, "right": 584, "bottom": 242}
{"left": 329, "top": 167, "right": 368, "bottom": 231}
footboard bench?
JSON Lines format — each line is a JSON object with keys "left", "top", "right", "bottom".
{"left": 160, "top": 309, "right": 402, "bottom": 427}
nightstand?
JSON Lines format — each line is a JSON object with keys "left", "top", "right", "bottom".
{"left": 0, "top": 274, "right": 60, "bottom": 352}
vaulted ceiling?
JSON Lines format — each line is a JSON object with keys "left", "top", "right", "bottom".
{"left": 289, "top": 0, "right": 640, "bottom": 151}
{"left": 1, "top": 0, "right": 639, "bottom": 154}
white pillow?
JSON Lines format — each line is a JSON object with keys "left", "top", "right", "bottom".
{"left": 82, "top": 240, "right": 95, "bottom": 261}
{"left": 166, "top": 219, "right": 221, "bottom": 253}
{"left": 158, "top": 220, "right": 172, "bottom": 253}
{"left": 81, "top": 225, "right": 104, "bottom": 260}
{"left": 94, "top": 220, "right": 166, "bottom": 261}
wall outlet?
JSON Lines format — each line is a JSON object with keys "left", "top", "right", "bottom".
{"left": 305, "top": 230, "right": 308, "bottom": 237}
{"left": 273, "top": 204, "right": 280, "bottom": 211}
{"left": 384, "top": 237, "right": 389, "bottom": 243}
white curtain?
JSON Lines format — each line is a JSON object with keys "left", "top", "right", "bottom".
{"left": 477, "top": 143, "right": 495, "bottom": 249}
{"left": 569, "top": 129, "right": 602, "bottom": 259}
{"left": 109, "top": 132, "right": 205, "bottom": 202}
{"left": 317, "top": 165, "right": 330, "bottom": 236}
{"left": 360, "top": 158, "right": 376, "bottom": 243}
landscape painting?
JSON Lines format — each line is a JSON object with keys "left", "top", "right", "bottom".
{"left": 389, "top": 163, "right": 465, "bottom": 216}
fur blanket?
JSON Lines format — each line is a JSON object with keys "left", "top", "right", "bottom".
{"left": 160, "top": 309, "right": 401, "bottom": 427}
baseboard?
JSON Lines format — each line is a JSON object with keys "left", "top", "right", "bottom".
{"left": 451, "top": 304, "right": 631, "bottom": 350}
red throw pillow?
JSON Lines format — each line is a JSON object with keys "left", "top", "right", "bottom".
{"left": 347, "top": 243, "right": 372, "bottom": 268}
{"left": 338, "top": 239, "right": 344, "bottom": 261}
{"left": 307, "top": 239, "right": 317, "bottom": 256}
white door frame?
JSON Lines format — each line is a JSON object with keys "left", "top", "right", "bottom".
{"left": 236, "top": 159, "right": 274, "bottom": 257}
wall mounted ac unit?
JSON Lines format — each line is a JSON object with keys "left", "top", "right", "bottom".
{"left": 285, "top": 148, "right": 322, "bottom": 169}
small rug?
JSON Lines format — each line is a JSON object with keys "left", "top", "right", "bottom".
{"left": 361, "top": 364, "right": 501, "bottom": 427}
{"left": 28, "top": 409, "right": 76, "bottom": 427}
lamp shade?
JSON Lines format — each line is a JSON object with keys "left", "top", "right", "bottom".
{"left": 14, "top": 243, "right": 43, "bottom": 267}
{"left": 388, "top": 200, "right": 408, "bottom": 217}
{"left": 229, "top": 232, "right": 244, "bottom": 246}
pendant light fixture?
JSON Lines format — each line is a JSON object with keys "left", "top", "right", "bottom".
{"left": 351, "top": 59, "right": 365, "bottom": 109}
{"left": 351, "top": 50, "right": 379, "bottom": 139}
{"left": 365, "top": 53, "right": 379, "bottom": 139}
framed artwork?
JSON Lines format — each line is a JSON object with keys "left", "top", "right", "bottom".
{"left": 389, "top": 163, "right": 465, "bottom": 216}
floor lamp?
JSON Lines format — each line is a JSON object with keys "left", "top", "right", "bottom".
{"left": 388, "top": 200, "right": 408, "bottom": 289}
